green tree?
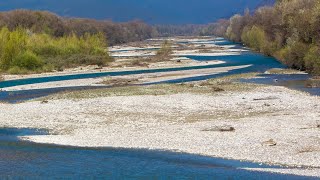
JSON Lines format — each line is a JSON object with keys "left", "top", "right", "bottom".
{"left": 304, "top": 45, "right": 320, "bottom": 75}
{"left": 0, "top": 27, "right": 27, "bottom": 70}
{"left": 226, "top": 14, "right": 244, "bottom": 42}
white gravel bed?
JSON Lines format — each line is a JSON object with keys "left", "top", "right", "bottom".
{"left": 0, "top": 86, "right": 319, "bottom": 176}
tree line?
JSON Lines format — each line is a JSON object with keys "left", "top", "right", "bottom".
{"left": 0, "top": 10, "right": 156, "bottom": 46}
{"left": 0, "top": 9, "right": 210, "bottom": 74}
{"left": 211, "top": 0, "right": 320, "bottom": 75}
{"left": 154, "top": 24, "right": 208, "bottom": 37}
{"left": 0, "top": 10, "right": 213, "bottom": 45}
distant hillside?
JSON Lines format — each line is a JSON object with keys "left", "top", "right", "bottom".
{"left": 0, "top": 0, "right": 275, "bottom": 24}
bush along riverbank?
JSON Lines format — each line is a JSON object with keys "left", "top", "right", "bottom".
{"left": 0, "top": 27, "right": 113, "bottom": 74}
{"left": 212, "top": 0, "right": 320, "bottom": 75}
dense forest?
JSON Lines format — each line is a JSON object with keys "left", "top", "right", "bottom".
{"left": 211, "top": 0, "right": 320, "bottom": 75}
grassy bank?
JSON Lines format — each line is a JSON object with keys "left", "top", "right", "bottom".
{"left": 0, "top": 27, "right": 112, "bottom": 74}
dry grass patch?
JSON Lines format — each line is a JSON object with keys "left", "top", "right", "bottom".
{"left": 111, "top": 58, "right": 150, "bottom": 68}
{"left": 195, "top": 73, "right": 261, "bottom": 92}
{"left": 100, "top": 77, "right": 140, "bottom": 86}
{"left": 111, "top": 55, "right": 172, "bottom": 68}
{"left": 265, "top": 68, "right": 304, "bottom": 74}
{"left": 38, "top": 73, "right": 261, "bottom": 101}
{"left": 183, "top": 110, "right": 275, "bottom": 123}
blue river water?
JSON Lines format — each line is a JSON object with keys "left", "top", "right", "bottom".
{"left": 0, "top": 51, "right": 287, "bottom": 102}
{"left": 0, "top": 53, "right": 284, "bottom": 89}
{"left": 0, "top": 128, "right": 317, "bottom": 179}
{"left": 238, "top": 73, "right": 320, "bottom": 96}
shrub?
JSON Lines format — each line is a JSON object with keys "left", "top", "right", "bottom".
{"left": 274, "top": 47, "right": 290, "bottom": 62}
{"left": 156, "top": 40, "right": 172, "bottom": 56}
{"left": 304, "top": 45, "right": 320, "bottom": 75}
{"left": 275, "top": 41, "right": 309, "bottom": 70}
{"left": 45, "top": 54, "right": 112, "bottom": 69}
{"left": 0, "top": 27, "right": 112, "bottom": 74}
{"left": 28, "top": 32, "right": 108, "bottom": 57}
{"left": 241, "top": 25, "right": 276, "bottom": 55}
{"left": 7, "top": 66, "right": 29, "bottom": 74}
{"left": 12, "top": 51, "right": 44, "bottom": 70}
{"left": 0, "top": 27, "right": 27, "bottom": 70}
{"left": 286, "top": 41, "right": 309, "bottom": 70}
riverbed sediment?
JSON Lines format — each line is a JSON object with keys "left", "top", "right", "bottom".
{"left": 0, "top": 85, "right": 319, "bottom": 177}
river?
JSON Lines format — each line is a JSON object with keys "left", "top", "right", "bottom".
{"left": 0, "top": 39, "right": 318, "bottom": 179}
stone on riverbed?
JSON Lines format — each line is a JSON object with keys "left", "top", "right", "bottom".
{"left": 41, "top": 100, "right": 49, "bottom": 104}
{"left": 262, "top": 139, "right": 277, "bottom": 146}
{"left": 202, "top": 125, "right": 235, "bottom": 132}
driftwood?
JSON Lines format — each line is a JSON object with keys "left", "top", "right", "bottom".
{"left": 253, "top": 96, "right": 279, "bottom": 101}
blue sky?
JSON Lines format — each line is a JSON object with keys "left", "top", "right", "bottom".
{"left": 0, "top": 0, "right": 268, "bottom": 24}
